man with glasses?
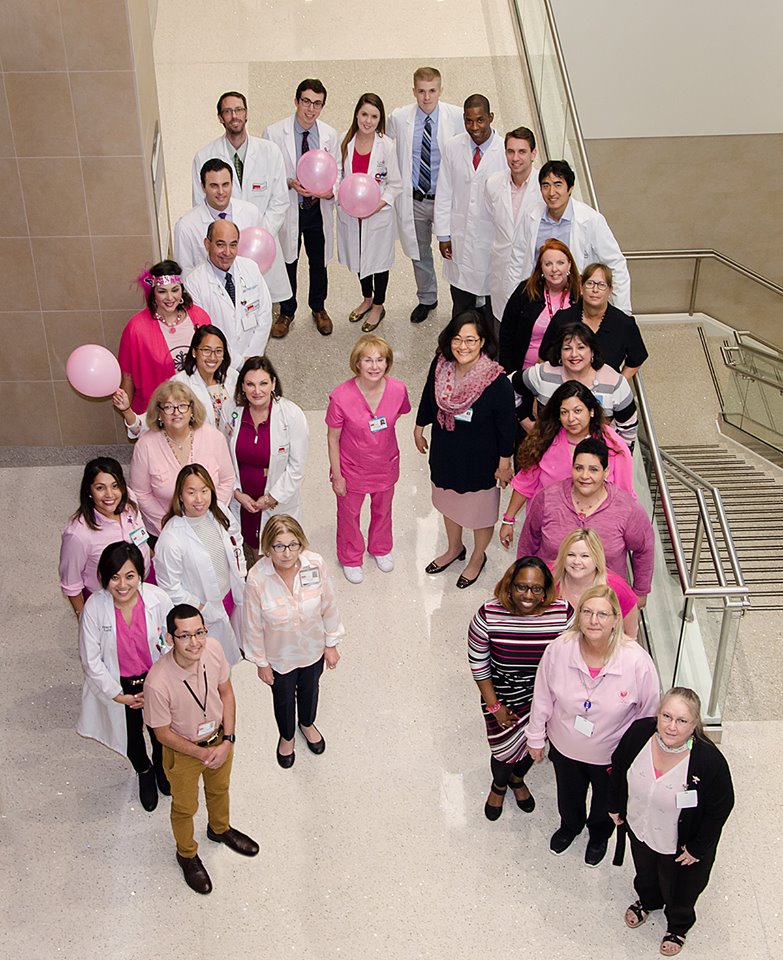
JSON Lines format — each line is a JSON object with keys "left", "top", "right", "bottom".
{"left": 516, "top": 159, "right": 632, "bottom": 314}
{"left": 144, "top": 604, "right": 258, "bottom": 895}
{"left": 192, "top": 91, "right": 292, "bottom": 305}
{"left": 262, "top": 80, "right": 339, "bottom": 338}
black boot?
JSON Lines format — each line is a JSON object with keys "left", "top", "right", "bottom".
{"left": 138, "top": 767, "right": 158, "bottom": 812}
{"left": 154, "top": 763, "right": 170, "bottom": 796}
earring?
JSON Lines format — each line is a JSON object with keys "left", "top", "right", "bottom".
{"left": 189, "top": 415, "right": 195, "bottom": 426}
{"left": 157, "top": 417, "right": 163, "bottom": 428}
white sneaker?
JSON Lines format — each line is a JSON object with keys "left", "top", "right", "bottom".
{"left": 343, "top": 565, "right": 364, "bottom": 584}
{"left": 373, "top": 553, "right": 394, "bottom": 573}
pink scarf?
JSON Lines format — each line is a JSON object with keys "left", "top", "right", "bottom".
{"left": 434, "top": 352, "right": 505, "bottom": 430}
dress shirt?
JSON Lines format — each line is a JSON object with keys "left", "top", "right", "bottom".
{"left": 412, "top": 105, "right": 442, "bottom": 190}
{"left": 535, "top": 198, "right": 574, "bottom": 259}
{"left": 294, "top": 118, "right": 320, "bottom": 158}
{"left": 208, "top": 201, "right": 234, "bottom": 222}
{"left": 627, "top": 739, "right": 690, "bottom": 855}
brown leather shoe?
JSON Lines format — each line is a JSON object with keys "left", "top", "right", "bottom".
{"left": 207, "top": 824, "right": 259, "bottom": 857}
{"left": 270, "top": 313, "right": 294, "bottom": 338}
{"left": 312, "top": 309, "right": 333, "bottom": 336}
{"left": 176, "top": 853, "right": 212, "bottom": 894}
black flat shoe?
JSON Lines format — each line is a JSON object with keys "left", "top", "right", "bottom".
{"left": 484, "top": 782, "right": 507, "bottom": 822}
{"left": 509, "top": 775, "right": 536, "bottom": 813}
{"left": 298, "top": 722, "right": 326, "bottom": 754}
{"left": 276, "top": 738, "right": 295, "bottom": 769}
{"left": 456, "top": 554, "right": 487, "bottom": 589}
{"left": 138, "top": 767, "right": 158, "bottom": 812}
{"left": 424, "top": 546, "right": 467, "bottom": 575}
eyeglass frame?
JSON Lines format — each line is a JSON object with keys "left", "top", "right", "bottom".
{"left": 271, "top": 541, "right": 302, "bottom": 554}
{"left": 158, "top": 401, "right": 193, "bottom": 414}
{"left": 173, "top": 627, "right": 209, "bottom": 641}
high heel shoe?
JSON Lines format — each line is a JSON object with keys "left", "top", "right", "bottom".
{"left": 456, "top": 554, "right": 487, "bottom": 589}
{"left": 424, "top": 546, "right": 467, "bottom": 575}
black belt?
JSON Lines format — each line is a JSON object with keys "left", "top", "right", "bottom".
{"left": 412, "top": 189, "right": 435, "bottom": 202}
{"left": 299, "top": 197, "right": 319, "bottom": 210}
{"left": 195, "top": 724, "right": 224, "bottom": 747}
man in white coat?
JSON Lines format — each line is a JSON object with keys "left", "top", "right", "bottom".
{"left": 262, "top": 79, "right": 339, "bottom": 338}
{"left": 516, "top": 159, "right": 632, "bottom": 314}
{"left": 186, "top": 220, "right": 272, "bottom": 370}
{"left": 387, "top": 67, "right": 464, "bottom": 324}
{"left": 174, "top": 159, "right": 260, "bottom": 273}
{"left": 434, "top": 94, "right": 507, "bottom": 327}
{"left": 192, "top": 91, "right": 292, "bottom": 304}
{"left": 484, "top": 126, "right": 541, "bottom": 325}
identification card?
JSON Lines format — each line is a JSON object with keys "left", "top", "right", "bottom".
{"left": 129, "top": 525, "right": 149, "bottom": 546}
{"left": 299, "top": 566, "right": 321, "bottom": 586}
{"left": 454, "top": 407, "right": 473, "bottom": 423}
{"left": 676, "top": 789, "right": 698, "bottom": 809}
{"left": 241, "top": 302, "right": 260, "bottom": 330}
{"left": 368, "top": 416, "right": 388, "bottom": 433}
{"left": 196, "top": 719, "right": 217, "bottom": 739}
{"left": 574, "top": 714, "right": 594, "bottom": 737}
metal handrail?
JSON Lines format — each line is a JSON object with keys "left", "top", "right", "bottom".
{"left": 624, "top": 248, "right": 783, "bottom": 296}
{"left": 722, "top": 348, "right": 783, "bottom": 393}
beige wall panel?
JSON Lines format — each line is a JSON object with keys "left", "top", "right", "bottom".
{"left": 82, "top": 156, "right": 150, "bottom": 236}
{"left": 92, "top": 235, "right": 157, "bottom": 311}
{"left": 31, "top": 237, "right": 99, "bottom": 311}
{"left": 71, "top": 72, "right": 142, "bottom": 157}
{"left": 43, "top": 310, "right": 106, "bottom": 380}
{"left": 0, "top": 158, "right": 28, "bottom": 236}
{"left": 0, "top": 0, "right": 66, "bottom": 73}
{"left": 18, "top": 157, "right": 89, "bottom": 237}
{"left": 5, "top": 73, "right": 78, "bottom": 158}
{"left": 0, "top": 312, "right": 52, "bottom": 381}
{"left": 59, "top": 0, "right": 133, "bottom": 72}
{"left": 0, "top": 381, "right": 60, "bottom": 444}
{"left": 0, "top": 239, "right": 41, "bottom": 310}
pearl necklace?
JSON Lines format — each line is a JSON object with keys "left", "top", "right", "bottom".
{"left": 155, "top": 307, "right": 186, "bottom": 335}
{"left": 654, "top": 732, "right": 691, "bottom": 754}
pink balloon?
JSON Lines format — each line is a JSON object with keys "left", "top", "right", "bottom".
{"left": 237, "top": 226, "right": 276, "bottom": 273}
{"left": 297, "top": 149, "right": 337, "bottom": 195}
{"left": 338, "top": 173, "right": 382, "bottom": 219}
{"left": 66, "top": 344, "right": 121, "bottom": 398}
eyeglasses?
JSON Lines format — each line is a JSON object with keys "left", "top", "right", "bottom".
{"left": 451, "top": 336, "right": 481, "bottom": 347}
{"left": 197, "top": 347, "right": 224, "bottom": 357}
{"left": 584, "top": 279, "right": 609, "bottom": 290}
{"left": 581, "top": 607, "right": 614, "bottom": 622}
{"left": 512, "top": 583, "right": 545, "bottom": 595}
{"left": 158, "top": 402, "right": 193, "bottom": 414}
{"left": 221, "top": 107, "right": 247, "bottom": 116}
{"left": 174, "top": 628, "right": 208, "bottom": 641}
{"left": 299, "top": 97, "right": 325, "bottom": 108}
{"left": 271, "top": 541, "right": 301, "bottom": 554}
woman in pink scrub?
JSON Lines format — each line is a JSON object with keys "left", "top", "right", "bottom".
{"left": 326, "top": 334, "right": 411, "bottom": 583}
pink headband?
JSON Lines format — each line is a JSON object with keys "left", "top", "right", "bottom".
{"left": 136, "top": 269, "right": 182, "bottom": 292}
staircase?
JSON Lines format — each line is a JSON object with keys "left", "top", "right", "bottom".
{"left": 650, "top": 443, "right": 783, "bottom": 610}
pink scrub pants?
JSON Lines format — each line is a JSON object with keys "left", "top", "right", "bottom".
{"left": 336, "top": 486, "right": 395, "bottom": 566}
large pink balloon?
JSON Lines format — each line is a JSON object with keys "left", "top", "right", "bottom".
{"left": 66, "top": 344, "right": 121, "bottom": 398}
{"left": 338, "top": 173, "right": 381, "bottom": 219}
{"left": 237, "top": 226, "right": 276, "bottom": 273}
{"left": 297, "top": 149, "right": 337, "bottom": 195}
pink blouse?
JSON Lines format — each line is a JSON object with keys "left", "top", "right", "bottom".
{"left": 115, "top": 597, "right": 153, "bottom": 677}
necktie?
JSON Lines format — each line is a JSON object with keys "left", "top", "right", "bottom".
{"left": 418, "top": 116, "right": 432, "bottom": 194}
{"left": 224, "top": 272, "right": 236, "bottom": 305}
{"left": 218, "top": 212, "right": 227, "bottom": 219}
{"left": 473, "top": 145, "right": 481, "bottom": 171}
{"left": 233, "top": 151, "right": 244, "bottom": 186}
{"left": 301, "top": 130, "right": 314, "bottom": 204}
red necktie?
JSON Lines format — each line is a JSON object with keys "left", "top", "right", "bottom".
{"left": 473, "top": 146, "right": 481, "bottom": 170}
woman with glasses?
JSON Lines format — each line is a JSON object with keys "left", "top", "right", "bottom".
{"left": 415, "top": 311, "right": 516, "bottom": 589}
{"left": 242, "top": 516, "right": 344, "bottom": 768}
{"left": 527, "top": 585, "right": 659, "bottom": 867}
{"left": 538, "top": 263, "right": 648, "bottom": 380}
{"left": 129, "top": 381, "right": 235, "bottom": 540}
{"left": 154, "top": 465, "right": 246, "bottom": 666}
{"left": 468, "top": 557, "right": 574, "bottom": 822}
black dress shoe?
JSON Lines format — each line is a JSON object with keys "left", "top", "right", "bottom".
{"left": 138, "top": 767, "right": 158, "bottom": 812}
{"left": 550, "top": 826, "right": 577, "bottom": 855}
{"left": 154, "top": 763, "right": 170, "bottom": 796}
{"left": 207, "top": 825, "right": 259, "bottom": 857}
{"left": 509, "top": 776, "right": 536, "bottom": 813}
{"left": 424, "top": 546, "right": 467, "bottom": 575}
{"left": 585, "top": 837, "right": 608, "bottom": 867}
{"left": 276, "top": 738, "right": 295, "bottom": 768}
{"left": 410, "top": 301, "right": 437, "bottom": 324}
{"left": 298, "top": 722, "right": 326, "bottom": 754}
{"left": 483, "top": 782, "right": 506, "bottom": 822}
{"left": 456, "top": 554, "right": 488, "bottom": 589}
{"left": 176, "top": 853, "right": 212, "bottom": 894}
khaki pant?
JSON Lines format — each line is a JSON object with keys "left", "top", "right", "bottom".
{"left": 162, "top": 742, "right": 233, "bottom": 858}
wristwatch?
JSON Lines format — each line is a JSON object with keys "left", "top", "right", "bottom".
{"left": 222, "top": 734, "right": 236, "bottom": 743}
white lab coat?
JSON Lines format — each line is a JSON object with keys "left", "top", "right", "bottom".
{"left": 229, "top": 396, "right": 309, "bottom": 530}
{"left": 516, "top": 197, "right": 633, "bottom": 314}
{"left": 173, "top": 198, "right": 261, "bottom": 273}
{"left": 336, "top": 133, "right": 402, "bottom": 278}
{"left": 387, "top": 101, "right": 464, "bottom": 259}
{"left": 172, "top": 367, "right": 240, "bottom": 438}
{"left": 261, "top": 115, "right": 339, "bottom": 265}
{"left": 154, "top": 508, "right": 246, "bottom": 667}
{"left": 484, "top": 166, "right": 541, "bottom": 320}
{"left": 433, "top": 132, "right": 507, "bottom": 295}
{"left": 191, "top": 135, "right": 292, "bottom": 301}
{"left": 186, "top": 257, "right": 272, "bottom": 370}
{"left": 77, "top": 584, "right": 173, "bottom": 757}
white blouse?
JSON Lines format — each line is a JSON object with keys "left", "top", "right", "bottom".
{"left": 627, "top": 738, "right": 690, "bottom": 855}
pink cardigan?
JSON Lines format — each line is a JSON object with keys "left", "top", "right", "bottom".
{"left": 118, "top": 304, "right": 211, "bottom": 414}
{"left": 129, "top": 424, "right": 235, "bottom": 536}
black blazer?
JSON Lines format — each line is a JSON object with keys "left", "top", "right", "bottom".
{"left": 608, "top": 717, "right": 734, "bottom": 861}
{"left": 498, "top": 282, "right": 546, "bottom": 374}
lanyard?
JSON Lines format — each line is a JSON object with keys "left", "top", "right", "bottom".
{"left": 183, "top": 665, "right": 208, "bottom": 717}
{"left": 579, "top": 669, "right": 607, "bottom": 715}
{"left": 544, "top": 287, "right": 568, "bottom": 320}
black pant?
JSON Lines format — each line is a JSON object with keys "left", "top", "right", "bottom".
{"left": 120, "top": 674, "right": 162, "bottom": 774}
{"left": 490, "top": 753, "right": 534, "bottom": 787}
{"left": 628, "top": 826, "right": 715, "bottom": 936}
{"left": 359, "top": 271, "right": 389, "bottom": 305}
{"left": 281, "top": 202, "right": 327, "bottom": 315}
{"left": 449, "top": 285, "right": 495, "bottom": 330}
{"left": 271, "top": 656, "right": 324, "bottom": 741}
{"left": 549, "top": 742, "right": 615, "bottom": 843}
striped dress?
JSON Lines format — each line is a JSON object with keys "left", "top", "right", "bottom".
{"left": 468, "top": 598, "right": 574, "bottom": 762}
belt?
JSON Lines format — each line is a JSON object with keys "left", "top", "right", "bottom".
{"left": 299, "top": 197, "right": 319, "bottom": 210}
{"left": 195, "top": 724, "right": 224, "bottom": 747}
{"left": 412, "top": 189, "right": 435, "bottom": 202}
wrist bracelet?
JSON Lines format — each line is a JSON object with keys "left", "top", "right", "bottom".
{"left": 502, "top": 515, "right": 516, "bottom": 524}
{"left": 486, "top": 700, "right": 502, "bottom": 714}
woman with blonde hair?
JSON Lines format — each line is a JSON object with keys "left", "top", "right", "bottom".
{"left": 528, "top": 585, "right": 659, "bottom": 866}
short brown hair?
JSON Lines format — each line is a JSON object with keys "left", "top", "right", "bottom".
{"left": 146, "top": 381, "right": 206, "bottom": 431}
{"left": 582, "top": 262, "right": 613, "bottom": 288}
{"left": 349, "top": 334, "right": 394, "bottom": 376}
{"left": 260, "top": 514, "right": 309, "bottom": 556}
{"left": 413, "top": 67, "right": 441, "bottom": 84}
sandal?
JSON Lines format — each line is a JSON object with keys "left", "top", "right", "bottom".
{"left": 660, "top": 933, "right": 686, "bottom": 956}
{"left": 484, "top": 782, "right": 506, "bottom": 822}
{"left": 624, "top": 900, "right": 649, "bottom": 928}
{"left": 508, "top": 774, "right": 535, "bottom": 813}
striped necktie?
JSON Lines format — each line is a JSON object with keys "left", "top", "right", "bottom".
{"left": 233, "top": 151, "right": 244, "bottom": 186}
{"left": 224, "top": 272, "right": 236, "bottom": 305}
{"left": 418, "top": 115, "right": 432, "bottom": 194}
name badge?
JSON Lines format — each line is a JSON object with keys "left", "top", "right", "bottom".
{"left": 676, "top": 789, "right": 698, "bottom": 809}
{"left": 368, "top": 416, "right": 388, "bottom": 433}
{"left": 196, "top": 719, "right": 217, "bottom": 739}
{"left": 299, "top": 567, "right": 321, "bottom": 587}
{"left": 241, "top": 303, "right": 260, "bottom": 331}
{"left": 129, "top": 525, "right": 149, "bottom": 546}
{"left": 454, "top": 408, "right": 473, "bottom": 423}
{"left": 574, "top": 715, "right": 594, "bottom": 737}
{"left": 251, "top": 181, "right": 268, "bottom": 192}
